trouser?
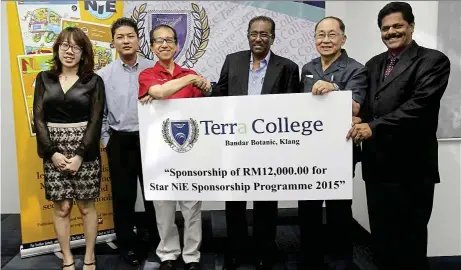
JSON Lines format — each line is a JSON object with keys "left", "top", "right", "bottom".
{"left": 154, "top": 201, "right": 202, "bottom": 263}
{"left": 298, "top": 150, "right": 359, "bottom": 266}
{"left": 106, "top": 130, "right": 158, "bottom": 250}
{"left": 298, "top": 199, "right": 353, "bottom": 265}
{"left": 225, "top": 201, "right": 278, "bottom": 259}
{"left": 365, "top": 180, "right": 435, "bottom": 270}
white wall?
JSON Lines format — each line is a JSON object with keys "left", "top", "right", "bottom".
{"left": 1, "top": 1, "right": 20, "bottom": 214}
{"left": 1, "top": 0, "right": 459, "bottom": 257}
{"left": 326, "top": 1, "right": 461, "bottom": 257}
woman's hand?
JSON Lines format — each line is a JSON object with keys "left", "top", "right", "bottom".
{"left": 65, "top": 155, "right": 83, "bottom": 175}
{"left": 51, "top": 153, "right": 71, "bottom": 171}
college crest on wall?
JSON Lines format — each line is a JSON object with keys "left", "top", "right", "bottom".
{"left": 131, "top": 3, "right": 210, "bottom": 68}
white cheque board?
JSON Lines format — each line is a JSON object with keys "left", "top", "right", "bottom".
{"left": 138, "top": 91, "right": 353, "bottom": 201}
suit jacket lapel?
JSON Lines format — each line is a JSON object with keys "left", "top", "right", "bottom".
{"left": 377, "top": 41, "right": 418, "bottom": 94}
{"left": 237, "top": 51, "right": 251, "bottom": 95}
{"left": 261, "top": 53, "right": 281, "bottom": 94}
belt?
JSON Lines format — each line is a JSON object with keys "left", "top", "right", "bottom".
{"left": 110, "top": 129, "right": 139, "bottom": 135}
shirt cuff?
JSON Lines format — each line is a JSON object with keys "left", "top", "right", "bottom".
{"left": 102, "top": 136, "right": 110, "bottom": 148}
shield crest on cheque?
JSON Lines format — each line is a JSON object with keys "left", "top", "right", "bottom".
{"left": 162, "top": 118, "right": 199, "bottom": 153}
{"left": 149, "top": 13, "right": 191, "bottom": 61}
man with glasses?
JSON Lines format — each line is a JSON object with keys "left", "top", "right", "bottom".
{"left": 298, "top": 16, "right": 367, "bottom": 270}
{"left": 138, "top": 24, "right": 210, "bottom": 270}
{"left": 211, "top": 16, "right": 299, "bottom": 270}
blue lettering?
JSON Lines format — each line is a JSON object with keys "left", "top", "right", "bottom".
{"left": 252, "top": 119, "right": 264, "bottom": 134}
{"left": 201, "top": 118, "right": 323, "bottom": 136}
{"left": 266, "top": 122, "right": 277, "bottom": 133}
{"left": 200, "top": 120, "right": 213, "bottom": 135}
{"left": 200, "top": 120, "right": 243, "bottom": 135}
{"left": 84, "top": 1, "right": 116, "bottom": 13}
{"left": 313, "top": 120, "right": 323, "bottom": 132}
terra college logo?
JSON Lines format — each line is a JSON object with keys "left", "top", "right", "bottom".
{"left": 162, "top": 118, "right": 199, "bottom": 153}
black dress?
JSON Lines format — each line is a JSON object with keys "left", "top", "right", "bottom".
{"left": 33, "top": 71, "right": 105, "bottom": 201}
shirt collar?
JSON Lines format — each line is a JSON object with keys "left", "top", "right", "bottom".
{"left": 119, "top": 56, "right": 140, "bottom": 68}
{"left": 152, "top": 61, "right": 187, "bottom": 77}
{"left": 387, "top": 40, "right": 413, "bottom": 60}
{"left": 313, "top": 49, "right": 348, "bottom": 69}
{"left": 250, "top": 50, "right": 271, "bottom": 66}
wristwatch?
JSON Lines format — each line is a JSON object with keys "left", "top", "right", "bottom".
{"left": 332, "top": 82, "right": 340, "bottom": 91}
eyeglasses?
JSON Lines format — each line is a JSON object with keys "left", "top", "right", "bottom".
{"left": 315, "top": 32, "right": 342, "bottom": 40}
{"left": 59, "top": 42, "right": 82, "bottom": 53}
{"left": 153, "top": 38, "right": 176, "bottom": 45}
{"left": 248, "top": 32, "right": 272, "bottom": 40}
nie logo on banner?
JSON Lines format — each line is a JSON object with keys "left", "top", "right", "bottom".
{"left": 162, "top": 118, "right": 199, "bottom": 153}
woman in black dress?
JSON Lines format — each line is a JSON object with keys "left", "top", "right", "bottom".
{"left": 33, "top": 27, "right": 105, "bottom": 270}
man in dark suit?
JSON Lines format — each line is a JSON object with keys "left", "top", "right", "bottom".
{"left": 347, "top": 2, "right": 451, "bottom": 270}
{"left": 211, "top": 16, "right": 300, "bottom": 270}
{"left": 299, "top": 16, "right": 367, "bottom": 270}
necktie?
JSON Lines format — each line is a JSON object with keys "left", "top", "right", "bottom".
{"left": 384, "top": 56, "right": 397, "bottom": 78}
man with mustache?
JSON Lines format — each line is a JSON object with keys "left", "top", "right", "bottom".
{"left": 298, "top": 16, "right": 367, "bottom": 270}
{"left": 347, "top": 2, "right": 450, "bottom": 269}
{"left": 211, "top": 16, "right": 300, "bottom": 270}
{"left": 97, "top": 17, "right": 160, "bottom": 266}
{"left": 138, "top": 24, "right": 210, "bottom": 270}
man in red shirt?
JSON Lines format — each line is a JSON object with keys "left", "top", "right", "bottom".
{"left": 138, "top": 24, "right": 210, "bottom": 270}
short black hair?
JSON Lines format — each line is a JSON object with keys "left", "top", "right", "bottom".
{"left": 247, "top": 16, "right": 276, "bottom": 38}
{"left": 149, "top": 24, "right": 178, "bottom": 46}
{"left": 315, "top": 16, "right": 345, "bottom": 33}
{"left": 111, "top": 17, "right": 139, "bottom": 38}
{"left": 378, "top": 2, "right": 414, "bottom": 28}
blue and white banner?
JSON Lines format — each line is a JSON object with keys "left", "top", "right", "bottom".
{"left": 124, "top": 1, "right": 325, "bottom": 81}
{"left": 138, "top": 92, "right": 353, "bottom": 201}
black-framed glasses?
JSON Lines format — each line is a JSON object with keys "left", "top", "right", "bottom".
{"left": 59, "top": 42, "right": 82, "bottom": 53}
{"left": 248, "top": 32, "right": 272, "bottom": 39}
{"left": 153, "top": 38, "right": 176, "bottom": 45}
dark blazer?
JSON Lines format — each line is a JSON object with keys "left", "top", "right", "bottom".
{"left": 361, "top": 41, "right": 450, "bottom": 183}
{"left": 212, "top": 50, "right": 300, "bottom": 96}
{"left": 299, "top": 49, "right": 368, "bottom": 105}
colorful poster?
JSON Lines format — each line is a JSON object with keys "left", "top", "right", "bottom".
{"left": 17, "top": 54, "right": 53, "bottom": 136}
{"left": 61, "top": 19, "right": 116, "bottom": 70}
{"left": 7, "top": 1, "right": 123, "bottom": 258}
{"left": 16, "top": 1, "right": 81, "bottom": 55}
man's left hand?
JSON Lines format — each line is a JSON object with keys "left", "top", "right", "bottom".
{"left": 312, "top": 80, "right": 335, "bottom": 95}
{"left": 347, "top": 122, "right": 372, "bottom": 143}
{"left": 139, "top": 95, "right": 154, "bottom": 104}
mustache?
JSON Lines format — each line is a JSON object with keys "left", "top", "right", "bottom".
{"left": 385, "top": 33, "right": 402, "bottom": 40}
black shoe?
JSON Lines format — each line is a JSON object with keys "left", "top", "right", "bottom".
{"left": 256, "top": 259, "right": 275, "bottom": 270}
{"left": 223, "top": 255, "right": 239, "bottom": 270}
{"left": 121, "top": 250, "right": 140, "bottom": 266}
{"left": 333, "top": 259, "right": 358, "bottom": 270}
{"left": 185, "top": 262, "right": 201, "bottom": 270}
{"left": 160, "top": 260, "right": 177, "bottom": 270}
{"left": 297, "top": 261, "right": 328, "bottom": 270}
